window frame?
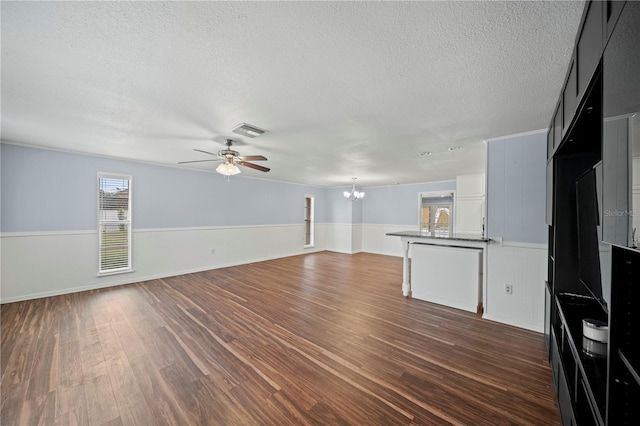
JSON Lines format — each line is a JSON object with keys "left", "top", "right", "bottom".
{"left": 304, "top": 195, "right": 315, "bottom": 248}
{"left": 97, "top": 172, "right": 133, "bottom": 276}
{"left": 418, "top": 191, "right": 455, "bottom": 236}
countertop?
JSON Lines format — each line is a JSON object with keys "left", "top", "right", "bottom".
{"left": 385, "top": 230, "right": 490, "bottom": 243}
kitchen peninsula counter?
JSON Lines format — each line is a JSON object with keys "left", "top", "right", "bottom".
{"left": 386, "top": 230, "right": 490, "bottom": 243}
{"left": 386, "top": 230, "right": 490, "bottom": 313}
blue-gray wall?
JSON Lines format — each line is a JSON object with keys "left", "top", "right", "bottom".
{"left": 324, "top": 186, "right": 365, "bottom": 224}
{"left": 5, "top": 139, "right": 547, "bottom": 240}
{"left": 487, "top": 132, "right": 547, "bottom": 244}
{"left": 362, "top": 181, "right": 456, "bottom": 226}
{"left": 325, "top": 187, "right": 354, "bottom": 224}
{"left": 1, "top": 144, "right": 327, "bottom": 232}
{"left": 0, "top": 144, "right": 454, "bottom": 233}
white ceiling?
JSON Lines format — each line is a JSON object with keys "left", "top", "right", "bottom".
{"left": 1, "top": 1, "right": 585, "bottom": 187}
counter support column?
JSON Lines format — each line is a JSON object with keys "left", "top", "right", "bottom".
{"left": 401, "top": 238, "right": 411, "bottom": 297}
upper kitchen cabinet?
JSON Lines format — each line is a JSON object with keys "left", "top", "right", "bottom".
{"left": 454, "top": 173, "right": 485, "bottom": 235}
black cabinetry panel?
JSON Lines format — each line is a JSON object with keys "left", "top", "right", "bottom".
{"left": 602, "top": 1, "right": 640, "bottom": 247}
{"left": 563, "top": 59, "right": 578, "bottom": 132}
{"left": 609, "top": 245, "right": 640, "bottom": 425}
{"left": 602, "top": 119, "right": 629, "bottom": 245}
{"left": 544, "top": 282, "right": 552, "bottom": 354}
{"left": 577, "top": 1, "right": 603, "bottom": 101}
{"left": 556, "top": 294, "right": 608, "bottom": 423}
{"left": 554, "top": 105, "right": 563, "bottom": 150}
{"left": 547, "top": 2, "right": 639, "bottom": 425}
{"left": 546, "top": 159, "right": 554, "bottom": 225}
{"left": 604, "top": 1, "right": 626, "bottom": 44}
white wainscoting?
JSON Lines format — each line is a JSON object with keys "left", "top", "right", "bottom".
{"left": 361, "top": 224, "right": 409, "bottom": 257}
{"left": 1, "top": 223, "right": 550, "bottom": 335}
{"left": 0, "top": 224, "right": 335, "bottom": 303}
{"left": 351, "top": 224, "right": 363, "bottom": 254}
{"left": 411, "top": 244, "right": 482, "bottom": 313}
{"left": 322, "top": 223, "right": 364, "bottom": 254}
{"left": 483, "top": 241, "right": 548, "bottom": 332}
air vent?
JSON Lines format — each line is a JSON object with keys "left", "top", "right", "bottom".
{"left": 232, "top": 123, "right": 268, "bottom": 138}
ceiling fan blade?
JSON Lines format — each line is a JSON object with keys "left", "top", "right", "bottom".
{"left": 178, "top": 159, "right": 220, "bottom": 164}
{"left": 239, "top": 161, "right": 270, "bottom": 172}
{"left": 238, "top": 155, "right": 267, "bottom": 161}
{"left": 193, "top": 149, "right": 219, "bottom": 157}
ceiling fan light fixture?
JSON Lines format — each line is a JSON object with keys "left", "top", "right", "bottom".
{"left": 232, "top": 123, "right": 268, "bottom": 138}
{"left": 179, "top": 139, "right": 268, "bottom": 175}
{"left": 216, "top": 161, "right": 241, "bottom": 176}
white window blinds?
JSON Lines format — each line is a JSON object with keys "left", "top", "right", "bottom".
{"left": 98, "top": 174, "right": 132, "bottom": 274}
{"left": 304, "top": 195, "right": 314, "bottom": 247}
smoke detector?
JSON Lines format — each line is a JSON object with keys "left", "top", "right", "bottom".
{"left": 232, "top": 123, "right": 268, "bottom": 138}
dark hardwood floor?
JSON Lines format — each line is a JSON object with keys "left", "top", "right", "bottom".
{"left": 1, "top": 251, "right": 559, "bottom": 425}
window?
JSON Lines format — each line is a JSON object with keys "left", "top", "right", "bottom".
{"left": 304, "top": 195, "right": 314, "bottom": 247}
{"left": 420, "top": 192, "right": 454, "bottom": 237}
{"left": 98, "top": 173, "right": 132, "bottom": 275}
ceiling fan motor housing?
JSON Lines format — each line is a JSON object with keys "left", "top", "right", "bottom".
{"left": 219, "top": 149, "right": 240, "bottom": 159}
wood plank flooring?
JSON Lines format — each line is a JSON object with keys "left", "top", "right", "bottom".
{"left": 1, "top": 251, "right": 560, "bottom": 425}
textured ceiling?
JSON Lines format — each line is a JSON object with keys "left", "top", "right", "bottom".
{"left": 1, "top": 1, "right": 585, "bottom": 187}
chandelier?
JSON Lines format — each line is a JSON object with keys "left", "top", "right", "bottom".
{"left": 343, "top": 178, "right": 365, "bottom": 201}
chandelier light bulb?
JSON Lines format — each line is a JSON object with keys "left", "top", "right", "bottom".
{"left": 343, "top": 178, "right": 365, "bottom": 201}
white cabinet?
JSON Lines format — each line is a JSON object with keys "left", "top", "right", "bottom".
{"left": 456, "top": 173, "right": 485, "bottom": 197}
{"left": 456, "top": 198, "right": 485, "bottom": 233}
{"left": 455, "top": 173, "right": 485, "bottom": 235}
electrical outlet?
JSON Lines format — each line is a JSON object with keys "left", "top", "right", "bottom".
{"left": 505, "top": 284, "right": 513, "bottom": 295}
{"left": 210, "top": 248, "right": 216, "bottom": 255}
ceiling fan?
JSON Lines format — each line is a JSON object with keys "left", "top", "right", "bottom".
{"left": 178, "top": 139, "right": 270, "bottom": 176}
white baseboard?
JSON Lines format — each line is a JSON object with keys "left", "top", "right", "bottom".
{"left": 0, "top": 248, "right": 324, "bottom": 304}
{"left": 359, "top": 249, "right": 403, "bottom": 258}
{"left": 483, "top": 314, "right": 544, "bottom": 334}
